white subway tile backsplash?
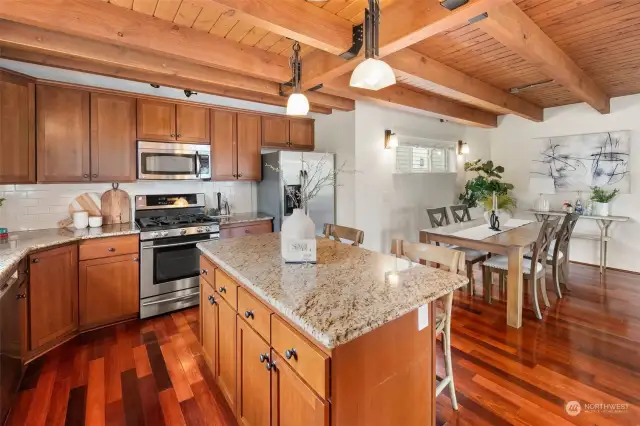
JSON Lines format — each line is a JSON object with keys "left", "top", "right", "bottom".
{"left": 27, "top": 206, "right": 50, "bottom": 214}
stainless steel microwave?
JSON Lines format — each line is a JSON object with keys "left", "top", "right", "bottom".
{"left": 137, "top": 141, "right": 211, "bottom": 180}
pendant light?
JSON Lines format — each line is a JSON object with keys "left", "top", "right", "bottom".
{"left": 349, "top": 0, "right": 396, "bottom": 90}
{"left": 286, "top": 41, "right": 310, "bottom": 116}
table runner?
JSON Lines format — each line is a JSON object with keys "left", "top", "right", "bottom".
{"left": 451, "top": 218, "right": 533, "bottom": 240}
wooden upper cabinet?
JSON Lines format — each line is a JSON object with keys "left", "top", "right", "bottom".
{"left": 261, "top": 116, "right": 290, "bottom": 149}
{"left": 28, "top": 244, "right": 78, "bottom": 351}
{"left": 176, "top": 104, "right": 210, "bottom": 144}
{"left": 211, "top": 109, "right": 237, "bottom": 180}
{"left": 237, "top": 112, "right": 262, "bottom": 181}
{"left": 236, "top": 319, "right": 271, "bottom": 426}
{"left": 37, "top": 85, "right": 90, "bottom": 182}
{"left": 0, "top": 70, "right": 35, "bottom": 184}
{"left": 90, "top": 93, "right": 136, "bottom": 182}
{"left": 79, "top": 253, "right": 139, "bottom": 329}
{"left": 137, "top": 99, "right": 176, "bottom": 142}
{"left": 271, "top": 351, "right": 329, "bottom": 426}
{"left": 289, "top": 119, "right": 315, "bottom": 150}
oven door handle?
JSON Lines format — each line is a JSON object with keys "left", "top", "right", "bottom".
{"left": 141, "top": 292, "right": 200, "bottom": 306}
{"left": 143, "top": 240, "right": 206, "bottom": 250}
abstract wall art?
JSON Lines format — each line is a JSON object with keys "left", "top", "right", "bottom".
{"left": 530, "top": 131, "right": 631, "bottom": 193}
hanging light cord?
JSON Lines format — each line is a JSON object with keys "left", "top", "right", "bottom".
{"left": 364, "top": 0, "right": 380, "bottom": 59}
{"left": 290, "top": 41, "right": 302, "bottom": 94}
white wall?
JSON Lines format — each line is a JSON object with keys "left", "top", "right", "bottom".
{"left": 490, "top": 94, "right": 640, "bottom": 272}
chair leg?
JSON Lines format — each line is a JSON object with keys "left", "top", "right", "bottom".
{"left": 466, "top": 262, "right": 474, "bottom": 296}
{"left": 552, "top": 259, "right": 563, "bottom": 299}
{"left": 498, "top": 272, "right": 506, "bottom": 293}
{"left": 540, "top": 273, "right": 550, "bottom": 308}
{"left": 483, "top": 266, "right": 492, "bottom": 303}
{"left": 532, "top": 278, "right": 542, "bottom": 320}
{"left": 442, "top": 329, "right": 458, "bottom": 410}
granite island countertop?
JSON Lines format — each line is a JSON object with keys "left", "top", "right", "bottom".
{"left": 216, "top": 212, "right": 274, "bottom": 226}
{"left": 198, "top": 233, "right": 468, "bottom": 349}
{"left": 0, "top": 223, "right": 139, "bottom": 282}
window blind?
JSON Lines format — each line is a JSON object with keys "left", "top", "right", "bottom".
{"left": 395, "top": 146, "right": 454, "bottom": 174}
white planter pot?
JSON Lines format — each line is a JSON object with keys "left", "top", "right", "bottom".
{"left": 281, "top": 209, "right": 317, "bottom": 263}
{"left": 483, "top": 210, "right": 512, "bottom": 227}
{"left": 591, "top": 201, "right": 610, "bottom": 217}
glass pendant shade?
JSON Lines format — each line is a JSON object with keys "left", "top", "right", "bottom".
{"left": 286, "top": 93, "right": 310, "bottom": 116}
{"left": 349, "top": 58, "right": 396, "bottom": 90}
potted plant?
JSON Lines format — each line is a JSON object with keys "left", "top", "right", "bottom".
{"left": 480, "top": 193, "right": 517, "bottom": 225}
{"left": 458, "top": 160, "right": 514, "bottom": 208}
{"left": 590, "top": 187, "right": 619, "bottom": 217}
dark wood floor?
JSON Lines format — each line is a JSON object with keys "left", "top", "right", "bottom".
{"left": 6, "top": 262, "right": 640, "bottom": 425}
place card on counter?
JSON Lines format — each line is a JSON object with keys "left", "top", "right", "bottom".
{"left": 282, "top": 238, "right": 317, "bottom": 264}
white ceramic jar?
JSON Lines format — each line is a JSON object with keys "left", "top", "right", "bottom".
{"left": 73, "top": 211, "right": 89, "bottom": 229}
{"left": 88, "top": 216, "right": 103, "bottom": 228}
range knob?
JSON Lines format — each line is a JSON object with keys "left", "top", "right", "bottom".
{"left": 196, "top": 227, "right": 204, "bottom": 233}
{"left": 202, "top": 226, "right": 210, "bottom": 232}
{"left": 151, "top": 232, "right": 160, "bottom": 239}
{"left": 180, "top": 229, "right": 187, "bottom": 236}
{"left": 160, "top": 230, "right": 169, "bottom": 237}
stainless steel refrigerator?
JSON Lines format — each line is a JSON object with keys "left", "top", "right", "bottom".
{"left": 259, "top": 151, "right": 336, "bottom": 233}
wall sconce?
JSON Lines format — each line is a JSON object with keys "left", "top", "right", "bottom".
{"left": 385, "top": 130, "right": 398, "bottom": 149}
{"left": 458, "top": 140, "right": 469, "bottom": 155}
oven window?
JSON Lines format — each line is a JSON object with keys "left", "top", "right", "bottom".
{"left": 141, "top": 153, "right": 196, "bottom": 176}
{"left": 153, "top": 242, "right": 200, "bottom": 284}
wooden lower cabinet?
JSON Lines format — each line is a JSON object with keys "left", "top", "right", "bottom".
{"left": 201, "top": 279, "right": 218, "bottom": 372}
{"left": 236, "top": 319, "right": 272, "bottom": 426}
{"left": 79, "top": 253, "right": 139, "bottom": 329}
{"left": 217, "top": 297, "right": 237, "bottom": 412}
{"left": 219, "top": 221, "right": 273, "bottom": 239}
{"left": 271, "top": 351, "right": 329, "bottom": 426}
{"left": 28, "top": 244, "right": 78, "bottom": 350}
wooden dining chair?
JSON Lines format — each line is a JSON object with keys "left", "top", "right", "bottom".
{"left": 482, "top": 217, "right": 560, "bottom": 319}
{"left": 391, "top": 239, "right": 462, "bottom": 411}
{"left": 427, "top": 207, "right": 489, "bottom": 295}
{"left": 322, "top": 223, "right": 364, "bottom": 247}
{"left": 449, "top": 205, "right": 471, "bottom": 223}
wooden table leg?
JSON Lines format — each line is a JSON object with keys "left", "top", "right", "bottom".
{"left": 506, "top": 246, "right": 524, "bottom": 329}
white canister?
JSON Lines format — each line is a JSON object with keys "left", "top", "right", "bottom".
{"left": 73, "top": 211, "right": 89, "bottom": 229}
{"left": 88, "top": 216, "right": 103, "bottom": 228}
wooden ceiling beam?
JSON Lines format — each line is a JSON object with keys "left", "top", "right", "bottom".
{"left": 301, "top": 0, "right": 510, "bottom": 89}
{"left": 323, "top": 74, "right": 498, "bottom": 128}
{"left": 0, "top": 20, "right": 354, "bottom": 111}
{"left": 386, "top": 49, "right": 543, "bottom": 121}
{"left": 199, "top": 0, "right": 354, "bottom": 55}
{"left": 0, "top": 0, "right": 291, "bottom": 82}
{"left": 0, "top": 47, "right": 333, "bottom": 114}
{"left": 476, "top": 1, "right": 610, "bottom": 113}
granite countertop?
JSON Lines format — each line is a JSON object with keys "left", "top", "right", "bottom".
{"left": 217, "top": 212, "right": 274, "bottom": 226}
{"left": 198, "top": 233, "right": 468, "bottom": 349}
{"left": 0, "top": 223, "right": 139, "bottom": 282}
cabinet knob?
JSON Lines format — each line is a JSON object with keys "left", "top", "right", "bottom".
{"left": 108, "top": 247, "right": 116, "bottom": 252}
{"left": 32, "top": 258, "right": 39, "bottom": 264}
{"left": 177, "top": 134, "right": 182, "bottom": 138}
{"left": 259, "top": 353, "right": 269, "bottom": 363}
{"left": 84, "top": 174, "right": 89, "bottom": 178}
{"left": 237, "top": 173, "right": 243, "bottom": 178}
{"left": 92, "top": 174, "right": 98, "bottom": 178}
{"left": 15, "top": 293, "right": 26, "bottom": 300}
{"left": 285, "top": 348, "right": 297, "bottom": 360}
{"left": 208, "top": 295, "right": 217, "bottom": 305}
{"left": 133, "top": 257, "right": 139, "bottom": 262}
{"left": 170, "top": 133, "right": 176, "bottom": 138}
{"left": 244, "top": 310, "right": 254, "bottom": 319}
{"left": 266, "top": 360, "right": 276, "bottom": 371}
{"left": 200, "top": 269, "right": 208, "bottom": 275}
{"left": 218, "top": 286, "right": 226, "bottom": 293}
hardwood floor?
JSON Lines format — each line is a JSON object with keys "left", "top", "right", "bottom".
{"left": 6, "top": 263, "right": 640, "bottom": 425}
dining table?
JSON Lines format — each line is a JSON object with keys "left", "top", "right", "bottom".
{"left": 419, "top": 217, "right": 543, "bottom": 329}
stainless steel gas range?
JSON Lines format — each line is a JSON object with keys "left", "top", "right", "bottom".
{"left": 135, "top": 193, "right": 219, "bottom": 318}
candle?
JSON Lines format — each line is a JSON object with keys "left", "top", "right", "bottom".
{"left": 492, "top": 192, "right": 497, "bottom": 211}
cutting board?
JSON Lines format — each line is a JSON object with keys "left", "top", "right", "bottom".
{"left": 57, "top": 192, "right": 102, "bottom": 228}
{"left": 101, "top": 185, "right": 131, "bottom": 225}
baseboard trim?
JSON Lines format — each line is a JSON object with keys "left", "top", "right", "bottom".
{"left": 569, "top": 260, "right": 640, "bottom": 275}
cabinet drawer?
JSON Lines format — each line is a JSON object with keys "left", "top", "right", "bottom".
{"left": 79, "top": 235, "right": 138, "bottom": 260}
{"left": 219, "top": 221, "right": 273, "bottom": 239}
{"left": 271, "top": 315, "right": 330, "bottom": 399}
{"left": 214, "top": 269, "right": 238, "bottom": 311}
{"left": 199, "top": 255, "right": 216, "bottom": 287}
{"left": 237, "top": 287, "right": 271, "bottom": 342}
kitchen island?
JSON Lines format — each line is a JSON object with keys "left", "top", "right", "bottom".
{"left": 197, "top": 233, "right": 468, "bottom": 426}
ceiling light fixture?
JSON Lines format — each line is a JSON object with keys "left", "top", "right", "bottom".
{"left": 349, "top": 0, "right": 396, "bottom": 91}
{"left": 285, "top": 41, "right": 309, "bottom": 116}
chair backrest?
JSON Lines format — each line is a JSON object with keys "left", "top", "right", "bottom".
{"left": 450, "top": 205, "right": 471, "bottom": 223}
{"left": 390, "top": 239, "right": 463, "bottom": 273}
{"left": 554, "top": 212, "right": 580, "bottom": 258}
{"left": 322, "top": 223, "right": 364, "bottom": 247}
{"left": 427, "top": 207, "right": 450, "bottom": 228}
{"left": 530, "top": 217, "right": 561, "bottom": 266}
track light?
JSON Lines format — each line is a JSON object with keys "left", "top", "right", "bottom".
{"left": 350, "top": 0, "right": 396, "bottom": 91}
{"left": 285, "top": 41, "right": 309, "bottom": 116}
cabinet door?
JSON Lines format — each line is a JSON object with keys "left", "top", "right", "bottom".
{"left": 236, "top": 319, "right": 271, "bottom": 426}
{"left": 237, "top": 113, "right": 262, "bottom": 181}
{"left": 211, "top": 109, "right": 237, "bottom": 181}
{"left": 216, "top": 298, "right": 237, "bottom": 412}
{"left": 289, "top": 119, "right": 315, "bottom": 151}
{"left": 176, "top": 104, "right": 210, "bottom": 144}
{"left": 261, "top": 116, "right": 289, "bottom": 148}
{"left": 29, "top": 245, "right": 78, "bottom": 350}
{"left": 90, "top": 93, "right": 137, "bottom": 182}
{"left": 0, "top": 71, "right": 35, "bottom": 183}
{"left": 79, "top": 253, "right": 139, "bottom": 329}
{"left": 36, "top": 85, "right": 90, "bottom": 182}
{"left": 219, "top": 221, "right": 273, "bottom": 239}
{"left": 271, "top": 351, "right": 329, "bottom": 426}
{"left": 137, "top": 99, "right": 176, "bottom": 141}
{"left": 201, "top": 279, "right": 218, "bottom": 373}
